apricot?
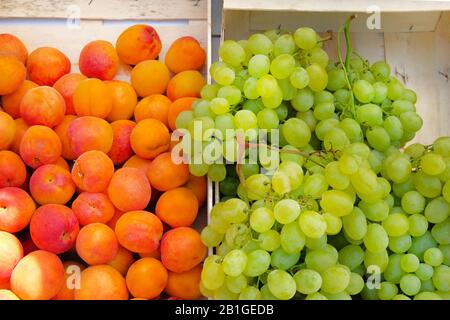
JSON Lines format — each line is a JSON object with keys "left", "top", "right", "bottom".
{"left": 30, "top": 204, "right": 79, "bottom": 254}
{"left": 134, "top": 94, "right": 171, "bottom": 127}
{"left": 0, "top": 289, "right": 20, "bottom": 300}
{"left": 53, "top": 157, "right": 70, "bottom": 171}
{"left": 53, "top": 261, "right": 85, "bottom": 300}
{"left": 73, "top": 78, "right": 112, "bottom": 118}
{"left": 123, "top": 155, "right": 152, "bottom": 175}
{"left": 0, "top": 231, "right": 23, "bottom": 284}
{"left": 0, "top": 150, "right": 27, "bottom": 188}
{"left": 130, "top": 118, "right": 170, "bottom": 159}
{"left": 10, "top": 118, "right": 29, "bottom": 154}
{"left": 160, "top": 227, "right": 206, "bottom": 273}
{"left": 76, "top": 223, "right": 119, "bottom": 265}
{"left": 165, "top": 265, "right": 202, "bottom": 300}
{"left": 107, "top": 209, "right": 125, "bottom": 230}
{"left": 0, "top": 56, "right": 26, "bottom": 95}
{"left": 184, "top": 175, "right": 207, "bottom": 206}
{"left": 67, "top": 116, "right": 113, "bottom": 157}
{"left": 74, "top": 265, "right": 128, "bottom": 300}
{"left": 72, "top": 192, "right": 115, "bottom": 225}
{"left": 165, "top": 36, "right": 206, "bottom": 73}
{"left": 156, "top": 187, "right": 198, "bottom": 227}
{"left": 10, "top": 250, "right": 65, "bottom": 300}
{"left": 2, "top": 80, "right": 38, "bottom": 118}
{"left": 107, "top": 120, "right": 136, "bottom": 165}
{"left": 147, "top": 152, "right": 190, "bottom": 191}
{"left": 167, "top": 97, "right": 197, "bottom": 131}
{"left": 54, "top": 115, "right": 78, "bottom": 160}
{"left": 115, "top": 210, "right": 163, "bottom": 254}
{"left": 79, "top": 40, "right": 119, "bottom": 80}
{"left": 0, "top": 187, "right": 35, "bottom": 233}
{"left": 116, "top": 25, "right": 162, "bottom": 65}
{"left": 53, "top": 73, "right": 87, "bottom": 115}
{"left": 166, "top": 70, "right": 205, "bottom": 101}
{"left": 105, "top": 80, "right": 137, "bottom": 122}
{"left": 139, "top": 249, "right": 161, "bottom": 260}
{"left": 0, "top": 111, "right": 16, "bottom": 150}
{"left": 107, "top": 167, "right": 152, "bottom": 212}
{"left": 71, "top": 150, "right": 114, "bottom": 193}
{"left": 126, "top": 257, "right": 167, "bottom": 299}
{"left": 131, "top": 60, "right": 170, "bottom": 97}
{"left": 0, "top": 34, "right": 28, "bottom": 64}
{"left": 19, "top": 125, "right": 62, "bottom": 168}
{"left": 108, "top": 246, "right": 135, "bottom": 276}
{"left": 20, "top": 86, "right": 66, "bottom": 127}
{"left": 27, "top": 47, "right": 70, "bottom": 86}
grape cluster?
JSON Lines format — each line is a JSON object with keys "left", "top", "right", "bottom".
{"left": 195, "top": 25, "right": 450, "bottom": 300}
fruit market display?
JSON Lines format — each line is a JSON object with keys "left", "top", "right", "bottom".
{"left": 181, "top": 19, "right": 449, "bottom": 300}
{"left": 0, "top": 27, "right": 208, "bottom": 300}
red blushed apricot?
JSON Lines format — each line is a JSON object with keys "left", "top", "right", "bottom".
{"left": 107, "top": 120, "right": 136, "bottom": 165}
{"left": 76, "top": 223, "right": 119, "bottom": 265}
{"left": 183, "top": 175, "right": 207, "bottom": 206}
{"left": 72, "top": 192, "right": 115, "bottom": 226}
{"left": 156, "top": 187, "right": 198, "bottom": 228}
{"left": 160, "top": 227, "right": 206, "bottom": 273}
{"left": 79, "top": 40, "right": 119, "bottom": 80}
{"left": 116, "top": 25, "right": 162, "bottom": 65}
{"left": 19, "top": 125, "right": 62, "bottom": 168}
{"left": 126, "top": 257, "right": 168, "bottom": 299}
{"left": 107, "top": 167, "right": 152, "bottom": 212}
{"left": 134, "top": 94, "right": 171, "bottom": 126}
{"left": 165, "top": 265, "right": 202, "bottom": 300}
{"left": 67, "top": 116, "right": 113, "bottom": 157}
{"left": 53, "top": 157, "right": 70, "bottom": 171}
{"left": 27, "top": 47, "right": 70, "bottom": 86}
{"left": 105, "top": 80, "right": 137, "bottom": 122}
{"left": 167, "top": 97, "right": 197, "bottom": 131}
{"left": 2, "top": 80, "right": 38, "bottom": 118}
{"left": 115, "top": 210, "right": 163, "bottom": 254}
{"left": 166, "top": 70, "right": 206, "bottom": 101}
{"left": 54, "top": 115, "right": 78, "bottom": 160}
{"left": 165, "top": 36, "right": 206, "bottom": 74}
{"left": 107, "top": 209, "right": 125, "bottom": 230}
{"left": 0, "top": 289, "right": 20, "bottom": 300}
{"left": 0, "top": 150, "right": 27, "bottom": 188}
{"left": 74, "top": 265, "right": 128, "bottom": 300}
{"left": 71, "top": 150, "right": 114, "bottom": 193}
{"left": 10, "top": 118, "right": 29, "bottom": 154}
{"left": 30, "top": 204, "right": 79, "bottom": 254}
{"left": 0, "top": 231, "right": 23, "bottom": 284}
{"left": 29, "top": 164, "right": 76, "bottom": 205}
{"left": 73, "top": 78, "right": 112, "bottom": 118}
{"left": 53, "top": 73, "right": 87, "bottom": 115}
{"left": 0, "top": 111, "right": 16, "bottom": 150}
{"left": 0, "top": 34, "right": 28, "bottom": 64}
{"left": 130, "top": 118, "right": 170, "bottom": 159}
{"left": 123, "top": 155, "right": 152, "bottom": 176}
{"left": 131, "top": 60, "right": 170, "bottom": 98}
{"left": 10, "top": 250, "right": 65, "bottom": 300}
{"left": 108, "top": 246, "right": 135, "bottom": 276}
{"left": 147, "top": 152, "right": 190, "bottom": 191}
{"left": 0, "top": 56, "right": 26, "bottom": 95}
{"left": 53, "top": 261, "right": 85, "bottom": 300}
{"left": 20, "top": 86, "right": 66, "bottom": 127}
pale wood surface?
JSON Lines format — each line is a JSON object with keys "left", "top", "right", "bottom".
{"left": 0, "top": 0, "right": 207, "bottom": 20}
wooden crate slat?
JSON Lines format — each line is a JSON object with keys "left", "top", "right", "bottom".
{"left": 0, "top": 0, "right": 207, "bottom": 20}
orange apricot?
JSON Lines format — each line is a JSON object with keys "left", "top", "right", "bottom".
{"left": 108, "top": 246, "right": 135, "bottom": 276}
{"left": 0, "top": 187, "right": 35, "bottom": 233}
{"left": 19, "top": 125, "right": 62, "bottom": 168}
{"left": 139, "top": 249, "right": 161, "bottom": 260}
{"left": 165, "top": 265, "right": 202, "bottom": 300}
{"left": 105, "top": 80, "right": 137, "bottom": 122}
{"left": 126, "top": 257, "right": 168, "bottom": 299}
{"left": 166, "top": 70, "right": 205, "bottom": 101}
{"left": 0, "top": 34, "right": 28, "bottom": 64}
{"left": 27, "top": 47, "right": 71, "bottom": 86}
{"left": 165, "top": 36, "right": 206, "bottom": 73}
{"left": 0, "top": 111, "right": 15, "bottom": 150}
{"left": 156, "top": 187, "right": 199, "bottom": 227}
{"left": 53, "top": 261, "right": 85, "bottom": 300}
{"left": 2, "top": 80, "right": 38, "bottom": 118}
{"left": 116, "top": 25, "right": 162, "bottom": 65}
{"left": 107, "top": 209, "right": 125, "bottom": 230}
{"left": 72, "top": 192, "right": 115, "bottom": 225}
{"left": 134, "top": 94, "right": 171, "bottom": 126}
{"left": 0, "top": 231, "right": 23, "bottom": 285}
{"left": 130, "top": 118, "right": 170, "bottom": 159}
{"left": 183, "top": 175, "right": 207, "bottom": 206}
{"left": 0, "top": 56, "right": 26, "bottom": 95}
{"left": 53, "top": 156, "right": 70, "bottom": 171}
{"left": 0, "top": 150, "right": 27, "bottom": 188}
{"left": 107, "top": 120, "right": 136, "bottom": 165}
{"left": 73, "top": 78, "right": 112, "bottom": 118}
{"left": 53, "top": 73, "right": 87, "bottom": 115}
{"left": 10, "top": 118, "right": 29, "bottom": 154}
{"left": 0, "top": 289, "right": 20, "bottom": 300}
{"left": 76, "top": 223, "right": 119, "bottom": 265}
{"left": 147, "top": 152, "right": 190, "bottom": 191}
{"left": 53, "top": 115, "right": 78, "bottom": 160}
{"left": 79, "top": 40, "right": 119, "bottom": 80}
{"left": 167, "top": 97, "right": 197, "bottom": 131}
{"left": 123, "top": 155, "right": 152, "bottom": 175}
{"left": 131, "top": 60, "right": 170, "bottom": 97}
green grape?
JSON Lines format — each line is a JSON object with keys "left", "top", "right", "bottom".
{"left": 392, "top": 177, "right": 414, "bottom": 198}
{"left": 414, "top": 292, "right": 442, "bottom": 300}
{"left": 291, "top": 87, "right": 314, "bottom": 112}
{"left": 377, "top": 282, "right": 398, "bottom": 300}
{"left": 261, "top": 86, "right": 283, "bottom": 108}
{"left": 306, "top": 63, "right": 328, "bottom": 92}
{"left": 364, "top": 223, "right": 388, "bottom": 253}
{"left": 382, "top": 213, "right": 409, "bottom": 237}
{"left": 387, "top": 79, "right": 404, "bottom": 100}
{"left": 267, "top": 269, "right": 297, "bottom": 300}
{"left": 259, "top": 230, "right": 281, "bottom": 252}
{"left": 392, "top": 294, "right": 411, "bottom": 300}
{"left": 409, "top": 231, "right": 438, "bottom": 260}
{"left": 201, "top": 255, "right": 225, "bottom": 290}
{"left": 366, "top": 126, "right": 391, "bottom": 151}
{"left": 274, "top": 199, "right": 300, "bottom": 224}
{"left": 221, "top": 198, "right": 248, "bottom": 224}
{"left": 256, "top": 74, "right": 278, "bottom": 98}
{"left": 241, "top": 163, "right": 260, "bottom": 178}
{"left": 338, "top": 244, "right": 364, "bottom": 270}
{"left": 424, "top": 197, "right": 449, "bottom": 224}
{"left": 213, "top": 65, "right": 235, "bottom": 85}
{"left": 219, "top": 40, "right": 246, "bottom": 67}
{"left": 245, "top": 174, "right": 271, "bottom": 200}
{"left": 271, "top": 247, "right": 300, "bottom": 270}
{"left": 280, "top": 221, "right": 306, "bottom": 254}
{"left": 323, "top": 213, "right": 342, "bottom": 235}
{"left": 239, "top": 286, "right": 262, "bottom": 300}
{"left": 433, "top": 136, "right": 450, "bottom": 157}
{"left": 217, "top": 242, "right": 233, "bottom": 256}
{"left": 201, "top": 83, "right": 220, "bottom": 100}
{"left": 326, "top": 68, "right": 346, "bottom": 91}
{"left": 358, "top": 199, "right": 389, "bottom": 222}
{"left": 305, "top": 292, "right": 328, "bottom": 300}
{"left": 248, "top": 33, "right": 273, "bottom": 55}
{"left": 372, "top": 82, "right": 388, "bottom": 103}
{"left": 421, "top": 152, "right": 446, "bottom": 176}
{"left": 353, "top": 79, "right": 374, "bottom": 103}
{"left": 233, "top": 68, "right": 249, "bottom": 90}
{"left": 248, "top": 54, "right": 270, "bottom": 78}
{"left": 355, "top": 103, "right": 383, "bottom": 126}
{"left": 234, "top": 110, "right": 257, "bottom": 130}
{"left": 290, "top": 67, "right": 310, "bottom": 89}
{"left": 226, "top": 274, "right": 248, "bottom": 294}
{"left": 305, "top": 248, "right": 338, "bottom": 273}
{"left": 274, "top": 34, "right": 296, "bottom": 56}
{"left": 401, "top": 88, "right": 417, "bottom": 103}
{"left": 260, "top": 284, "right": 279, "bottom": 300}
{"left": 338, "top": 153, "right": 359, "bottom": 176}
{"left": 222, "top": 249, "right": 248, "bottom": 276}
{"left": 293, "top": 27, "right": 317, "bottom": 49}
{"left": 346, "top": 272, "right": 365, "bottom": 295}
{"left": 400, "top": 253, "right": 420, "bottom": 273}
{"left": 384, "top": 254, "right": 406, "bottom": 283}
{"left": 218, "top": 85, "right": 241, "bottom": 106}
{"left": 201, "top": 225, "right": 224, "bottom": 247}
{"left": 399, "top": 274, "right": 421, "bottom": 296}
{"left": 320, "top": 190, "right": 354, "bottom": 217}
{"left": 220, "top": 176, "right": 239, "bottom": 196}
{"left": 243, "top": 249, "right": 271, "bottom": 277}
{"left": 423, "top": 248, "right": 443, "bottom": 267}
{"left": 342, "top": 207, "right": 367, "bottom": 241}
{"left": 391, "top": 100, "right": 415, "bottom": 115}
{"left": 339, "top": 118, "right": 362, "bottom": 143}
{"left": 371, "top": 61, "right": 390, "bottom": 79}
{"left": 270, "top": 53, "right": 295, "bottom": 79}
{"left": 271, "top": 170, "right": 291, "bottom": 195}
{"left": 305, "top": 233, "right": 327, "bottom": 250}
{"left": 275, "top": 103, "right": 289, "bottom": 121}
{"left": 313, "top": 102, "right": 335, "bottom": 120}
{"left": 415, "top": 263, "right": 434, "bottom": 281}
{"left": 279, "top": 161, "right": 304, "bottom": 188}
{"left": 176, "top": 110, "right": 194, "bottom": 130}
{"left": 264, "top": 29, "right": 281, "bottom": 42}
{"left": 360, "top": 70, "right": 375, "bottom": 83}
{"left": 385, "top": 154, "right": 411, "bottom": 183}
{"left": 308, "top": 47, "right": 329, "bottom": 68}
{"left": 282, "top": 118, "right": 311, "bottom": 148}
{"left": 320, "top": 266, "right": 350, "bottom": 294}
{"left": 296, "top": 110, "right": 317, "bottom": 131}
{"left": 213, "top": 285, "right": 239, "bottom": 300}
{"left": 294, "top": 269, "right": 322, "bottom": 294}
{"left": 280, "top": 145, "right": 304, "bottom": 164}
{"left": 324, "top": 127, "right": 351, "bottom": 151}
{"left": 277, "top": 78, "right": 296, "bottom": 100}
{"left": 400, "top": 111, "right": 423, "bottom": 133}
{"left": 208, "top": 164, "right": 226, "bottom": 182}
{"left": 383, "top": 116, "right": 404, "bottom": 141}
{"left": 351, "top": 167, "right": 379, "bottom": 196}
{"left": 215, "top": 113, "right": 235, "bottom": 140}
{"left": 334, "top": 88, "right": 350, "bottom": 105}
{"left": 303, "top": 173, "right": 328, "bottom": 199}
{"left": 364, "top": 249, "right": 389, "bottom": 272}
{"left": 210, "top": 97, "right": 230, "bottom": 115}
{"left": 413, "top": 171, "right": 442, "bottom": 198}
{"left": 189, "top": 163, "right": 209, "bottom": 177}
{"left": 324, "top": 161, "right": 350, "bottom": 190}
{"left": 315, "top": 118, "right": 339, "bottom": 141}
{"left": 314, "top": 90, "right": 333, "bottom": 103}
{"left": 432, "top": 265, "right": 450, "bottom": 292}
{"left": 408, "top": 214, "right": 428, "bottom": 237}
{"left": 250, "top": 207, "right": 275, "bottom": 233}
{"left": 257, "top": 108, "right": 279, "bottom": 130}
